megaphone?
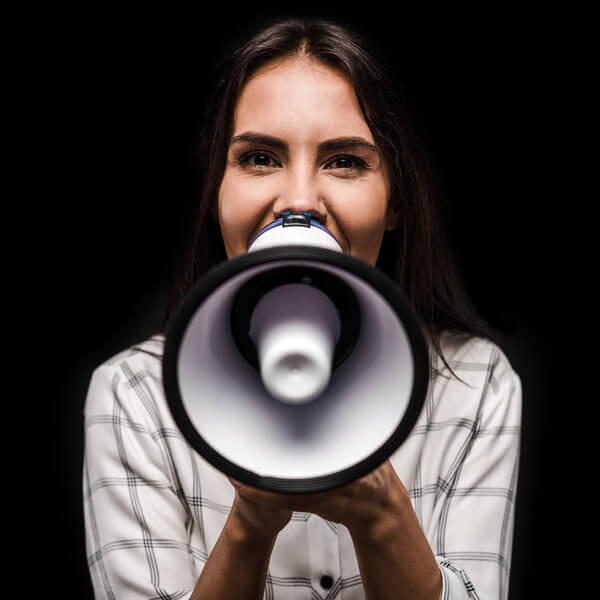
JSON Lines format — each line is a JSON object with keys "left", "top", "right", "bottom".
{"left": 163, "top": 212, "right": 429, "bottom": 493}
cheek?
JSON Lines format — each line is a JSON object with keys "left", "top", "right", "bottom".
{"left": 330, "top": 177, "right": 389, "bottom": 262}
{"left": 218, "top": 171, "right": 266, "bottom": 257}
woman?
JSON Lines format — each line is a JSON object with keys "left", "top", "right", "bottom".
{"left": 83, "top": 18, "right": 521, "bottom": 600}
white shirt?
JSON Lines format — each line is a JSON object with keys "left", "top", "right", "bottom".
{"left": 83, "top": 330, "right": 521, "bottom": 599}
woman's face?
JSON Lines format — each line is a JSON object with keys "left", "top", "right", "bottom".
{"left": 218, "top": 56, "right": 396, "bottom": 266}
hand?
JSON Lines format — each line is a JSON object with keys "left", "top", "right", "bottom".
{"left": 228, "top": 478, "right": 293, "bottom": 541}
{"left": 226, "top": 463, "right": 442, "bottom": 600}
{"left": 229, "top": 460, "right": 409, "bottom": 540}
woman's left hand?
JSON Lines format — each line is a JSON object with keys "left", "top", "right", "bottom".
{"left": 232, "top": 459, "right": 409, "bottom": 537}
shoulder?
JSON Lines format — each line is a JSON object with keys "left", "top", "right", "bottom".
{"left": 429, "top": 331, "right": 522, "bottom": 425}
{"left": 435, "top": 331, "right": 520, "bottom": 385}
{"left": 93, "top": 332, "right": 165, "bottom": 372}
{"left": 104, "top": 333, "right": 165, "bottom": 367}
{"left": 84, "top": 333, "right": 167, "bottom": 420}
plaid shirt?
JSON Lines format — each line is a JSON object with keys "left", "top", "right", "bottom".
{"left": 83, "top": 331, "right": 521, "bottom": 599}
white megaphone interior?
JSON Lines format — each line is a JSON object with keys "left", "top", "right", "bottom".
{"left": 176, "top": 222, "right": 416, "bottom": 479}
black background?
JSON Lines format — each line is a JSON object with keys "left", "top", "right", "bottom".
{"left": 30, "top": 2, "right": 574, "bottom": 598}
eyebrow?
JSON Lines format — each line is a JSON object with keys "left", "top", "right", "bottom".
{"left": 229, "top": 131, "right": 378, "bottom": 154}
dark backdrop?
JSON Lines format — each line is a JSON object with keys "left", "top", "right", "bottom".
{"left": 35, "top": 3, "right": 572, "bottom": 598}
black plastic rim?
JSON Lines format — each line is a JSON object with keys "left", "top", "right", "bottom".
{"left": 162, "top": 246, "right": 430, "bottom": 493}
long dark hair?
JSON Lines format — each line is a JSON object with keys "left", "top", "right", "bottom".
{"left": 160, "top": 17, "right": 499, "bottom": 378}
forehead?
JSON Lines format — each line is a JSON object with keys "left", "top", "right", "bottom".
{"left": 233, "top": 56, "right": 374, "bottom": 142}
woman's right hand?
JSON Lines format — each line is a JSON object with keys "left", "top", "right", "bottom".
{"left": 190, "top": 480, "right": 292, "bottom": 599}
{"left": 228, "top": 479, "right": 293, "bottom": 542}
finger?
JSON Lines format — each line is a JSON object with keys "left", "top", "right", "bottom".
{"left": 238, "top": 484, "right": 346, "bottom": 513}
{"left": 236, "top": 485, "right": 292, "bottom": 507}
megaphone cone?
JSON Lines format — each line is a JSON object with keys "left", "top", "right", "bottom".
{"left": 163, "top": 214, "right": 429, "bottom": 493}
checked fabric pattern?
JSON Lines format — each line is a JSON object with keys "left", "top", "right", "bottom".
{"left": 83, "top": 331, "right": 521, "bottom": 599}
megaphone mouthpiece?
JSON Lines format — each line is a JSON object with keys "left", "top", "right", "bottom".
{"left": 248, "top": 213, "right": 343, "bottom": 253}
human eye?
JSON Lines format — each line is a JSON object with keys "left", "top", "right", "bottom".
{"left": 236, "top": 151, "right": 282, "bottom": 170}
{"left": 323, "top": 154, "right": 369, "bottom": 173}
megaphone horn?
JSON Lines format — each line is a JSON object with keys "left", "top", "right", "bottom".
{"left": 163, "top": 213, "right": 429, "bottom": 493}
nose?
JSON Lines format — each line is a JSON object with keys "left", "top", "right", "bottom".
{"left": 272, "top": 170, "right": 327, "bottom": 224}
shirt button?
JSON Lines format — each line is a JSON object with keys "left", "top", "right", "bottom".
{"left": 320, "top": 575, "right": 334, "bottom": 590}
